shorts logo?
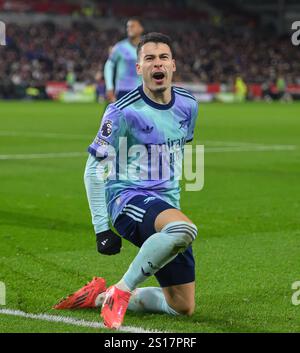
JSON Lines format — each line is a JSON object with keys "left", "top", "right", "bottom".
{"left": 144, "top": 197, "right": 156, "bottom": 204}
{"left": 101, "top": 120, "right": 113, "bottom": 137}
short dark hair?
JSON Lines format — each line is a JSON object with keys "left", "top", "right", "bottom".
{"left": 137, "top": 32, "right": 175, "bottom": 60}
{"left": 127, "top": 17, "right": 144, "bottom": 28}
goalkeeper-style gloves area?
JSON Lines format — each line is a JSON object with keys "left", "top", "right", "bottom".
{"left": 96, "top": 230, "right": 122, "bottom": 255}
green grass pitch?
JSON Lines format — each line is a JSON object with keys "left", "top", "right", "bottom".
{"left": 0, "top": 101, "right": 299, "bottom": 333}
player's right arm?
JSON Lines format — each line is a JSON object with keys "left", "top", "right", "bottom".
{"left": 84, "top": 104, "right": 126, "bottom": 255}
{"left": 104, "top": 44, "right": 120, "bottom": 103}
{"left": 186, "top": 100, "right": 199, "bottom": 143}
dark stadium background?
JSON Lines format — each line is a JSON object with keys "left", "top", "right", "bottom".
{"left": 0, "top": 0, "right": 299, "bottom": 102}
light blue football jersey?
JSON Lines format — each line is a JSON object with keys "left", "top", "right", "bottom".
{"left": 88, "top": 85, "right": 199, "bottom": 223}
{"left": 104, "top": 39, "right": 141, "bottom": 93}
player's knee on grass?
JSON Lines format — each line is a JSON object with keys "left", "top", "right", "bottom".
{"left": 177, "top": 302, "right": 195, "bottom": 316}
{"left": 168, "top": 298, "right": 195, "bottom": 316}
{"left": 162, "top": 221, "right": 198, "bottom": 253}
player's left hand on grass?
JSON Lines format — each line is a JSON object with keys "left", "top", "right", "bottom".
{"left": 96, "top": 230, "right": 122, "bottom": 255}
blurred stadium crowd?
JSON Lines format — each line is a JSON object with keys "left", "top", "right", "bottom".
{"left": 0, "top": 0, "right": 299, "bottom": 100}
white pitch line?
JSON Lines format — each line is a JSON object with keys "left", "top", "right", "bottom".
{"left": 204, "top": 140, "right": 298, "bottom": 147}
{"left": 0, "top": 130, "right": 296, "bottom": 148}
{"left": 0, "top": 308, "right": 165, "bottom": 333}
{"left": 0, "top": 131, "right": 91, "bottom": 140}
{"left": 0, "top": 145, "right": 296, "bottom": 160}
{"left": 205, "top": 140, "right": 263, "bottom": 146}
{"left": 0, "top": 152, "right": 87, "bottom": 160}
{"left": 205, "top": 145, "right": 297, "bottom": 153}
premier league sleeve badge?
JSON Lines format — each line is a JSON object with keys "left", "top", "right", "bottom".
{"left": 101, "top": 119, "right": 113, "bottom": 138}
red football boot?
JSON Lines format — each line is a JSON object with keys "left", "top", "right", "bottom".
{"left": 53, "top": 277, "right": 106, "bottom": 310}
{"left": 101, "top": 285, "right": 131, "bottom": 329}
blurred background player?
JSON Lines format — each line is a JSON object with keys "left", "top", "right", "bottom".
{"left": 235, "top": 76, "right": 248, "bottom": 102}
{"left": 104, "top": 17, "right": 144, "bottom": 103}
{"left": 276, "top": 74, "right": 292, "bottom": 102}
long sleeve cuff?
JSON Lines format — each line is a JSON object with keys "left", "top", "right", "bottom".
{"left": 84, "top": 154, "right": 110, "bottom": 234}
{"left": 104, "top": 59, "right": 115, "bottom": 91}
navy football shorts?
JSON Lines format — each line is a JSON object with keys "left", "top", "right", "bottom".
{"left": 114, "top": 195, "right": 195, "bottom": 287}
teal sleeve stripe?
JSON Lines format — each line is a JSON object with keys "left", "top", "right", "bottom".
{"left": 104, "top": 59, "right": 115, "bottom": 91}
{"left": 84, "top": 154, "right": 110, "bottom": 234}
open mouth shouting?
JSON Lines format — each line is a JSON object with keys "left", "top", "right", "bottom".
{"left": 152, "top": 71, "right": 166, "bottom": 85}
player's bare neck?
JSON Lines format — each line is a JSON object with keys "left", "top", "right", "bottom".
{"left": 143, "top": 86, "right": 172, "bottom": 105}
{"left": 129, "top": 37, "right": 140, "bottom": 47}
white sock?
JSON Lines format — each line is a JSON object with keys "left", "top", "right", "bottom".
{"left": 115, "top": 278, "right": 132, "bottom": 293}
{"left": 96, "top": 287, "right": 179, "bottom": 315}
{"left": 95, "top": 279, "right": 132, "bottom": 307}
